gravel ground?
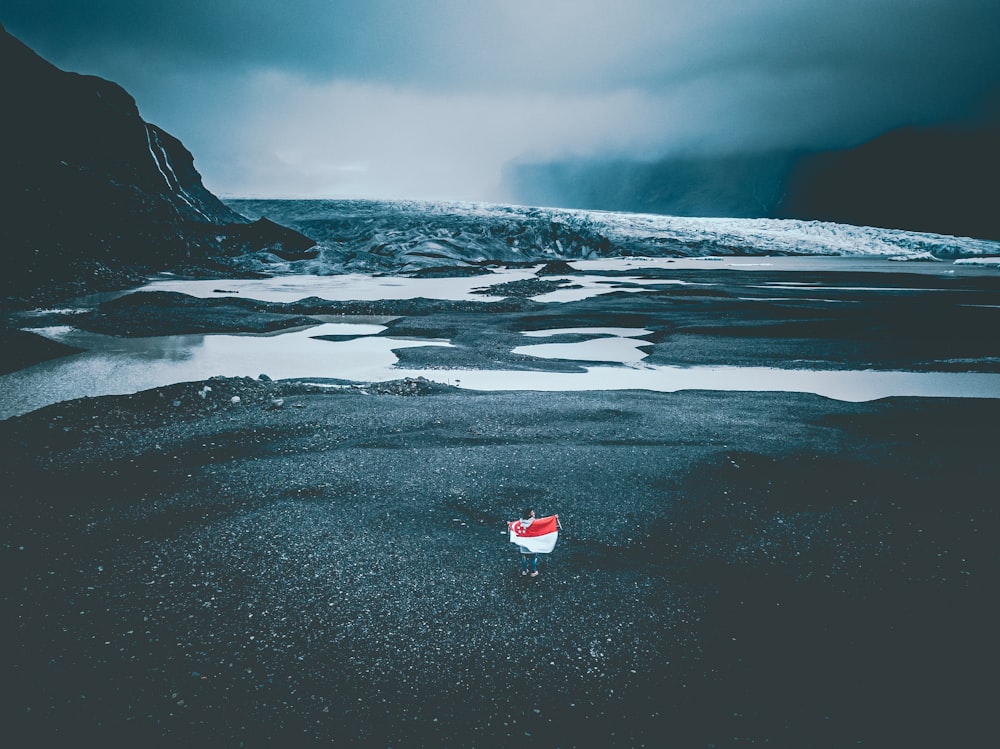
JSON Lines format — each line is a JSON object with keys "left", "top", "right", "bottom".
{"left": 3, "top": 378, "right": 997, "bottom": 748}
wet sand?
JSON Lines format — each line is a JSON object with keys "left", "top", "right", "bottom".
{"left": 3, "top": 378, "right": 997, "bottom": 747}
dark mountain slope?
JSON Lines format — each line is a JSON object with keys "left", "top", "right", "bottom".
{"left": 780, "top": 124, "right": 1000, "bottom": 240}
{"left": 505, "top": 122, "right": 1000, "bottom": 241}
{"left": 0, "top": 22, "right": 314, "bottom": 305}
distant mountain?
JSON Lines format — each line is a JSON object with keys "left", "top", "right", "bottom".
{"left": 504, "top": 123, "right": 1000, "bottom": 242}
{"left": 780, "top": 125, "right": 1000, "bottom": 241}
{"left": 0, "top": 22, "right": 315, "bottom": 305}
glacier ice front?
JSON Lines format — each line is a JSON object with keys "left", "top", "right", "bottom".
{"left": 226, "top": 198, "right": 1000, "bottom": 276}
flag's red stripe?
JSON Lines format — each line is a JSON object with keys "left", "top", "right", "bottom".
{"left": 510, "top": 515, "right": 558, "bottom": 537}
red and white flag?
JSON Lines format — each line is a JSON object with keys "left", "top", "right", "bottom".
{"left": 509, "top": 514, "right": 559, "bottom": 554}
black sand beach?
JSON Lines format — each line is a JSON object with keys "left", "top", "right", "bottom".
{"left": 3, "top": 377, "right": 997, "bottom": 748}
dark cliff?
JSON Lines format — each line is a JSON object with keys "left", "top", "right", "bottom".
{"left": 0, "top": 22, "right": 315, "bottom": 305}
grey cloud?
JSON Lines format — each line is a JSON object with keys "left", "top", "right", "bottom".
{"left": 2, "top": 0, "right": 998, "bottom": 200}
{"left": 8, "top": 1, "right": 998, "bottom": 94}
{"left": 2, "top": 0, "right": 420, "bottom": 79}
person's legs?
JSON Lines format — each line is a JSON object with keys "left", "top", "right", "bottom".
{"left": 529, "top": 554, "right": 538, "bottom": 575}
{"left": 520, "top": 554, "right": 529, "bottom": 574}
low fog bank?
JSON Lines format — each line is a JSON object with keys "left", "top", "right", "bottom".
{"left": 503, "top": 122, "right": 1000, "bottom": 241}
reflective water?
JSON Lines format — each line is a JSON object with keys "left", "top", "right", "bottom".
{"left": 138, "top": 272, "right": 528, "bottom": 302}
{"left": 0, "top": 324, "right": 451, "bottom": 419}
{"left": 3, "top": 258, "right": 998, "bottom": 418}
{"left": 3, "top": 319, "right": 999, "bottom": 418}
{"left": 140, "top": 269, "right": 685, "bottom": 305}
{"left": 386, "top": 366, "right": 1000, "bottom": 403}
{"left": 513, "top": 327, "right": 654, "bottom": 364}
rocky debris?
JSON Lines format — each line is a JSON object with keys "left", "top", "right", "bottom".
{"left": 8, "top": 377, "right": 322, "bottom": 433}
{"left": 286, "top": 295, "right": 546, "bottom": 316}
{"left": 348, "top": 376, "right": 455, "bottom": 396}
{"left": 472, "top": 277, "right": 580, "bottom": 298}
{"left": 536, "top": 260, "right": 579, "bottom": 275}
{"left": 151, "top": 377, "right": 314, "bottom": 419}
{"left": 4, "top": 375, "right": 452, "bottom": 437}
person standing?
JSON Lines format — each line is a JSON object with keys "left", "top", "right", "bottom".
{"left": 514, "top": 508, "right": 539, "bottom": 577}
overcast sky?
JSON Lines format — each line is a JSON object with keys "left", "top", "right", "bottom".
{"left": 3, "top": 1, "right": 999, "bottom": 201}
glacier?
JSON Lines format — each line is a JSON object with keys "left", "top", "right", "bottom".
{"left": 225, "top": 198, "right": 1000, "bottom": 276}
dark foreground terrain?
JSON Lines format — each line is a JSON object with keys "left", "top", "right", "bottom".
{"left": 2, "top": 377, "right": 997, "bottom": 747}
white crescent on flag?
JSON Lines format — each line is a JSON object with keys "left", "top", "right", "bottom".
{"left": 509, "top": 514, "right": 559, "bottom": 554}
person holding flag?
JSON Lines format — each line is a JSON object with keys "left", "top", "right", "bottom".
{"left": 509, "top": 507, "right": 560, "bottom": 577}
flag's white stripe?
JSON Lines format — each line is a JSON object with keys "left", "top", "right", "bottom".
{"left": 510, "top": 530, "right": 558, "bottom": 554}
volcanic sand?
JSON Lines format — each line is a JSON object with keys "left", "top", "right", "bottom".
{"left": 3, "top": 377, "right": 996, "bottom": 748}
